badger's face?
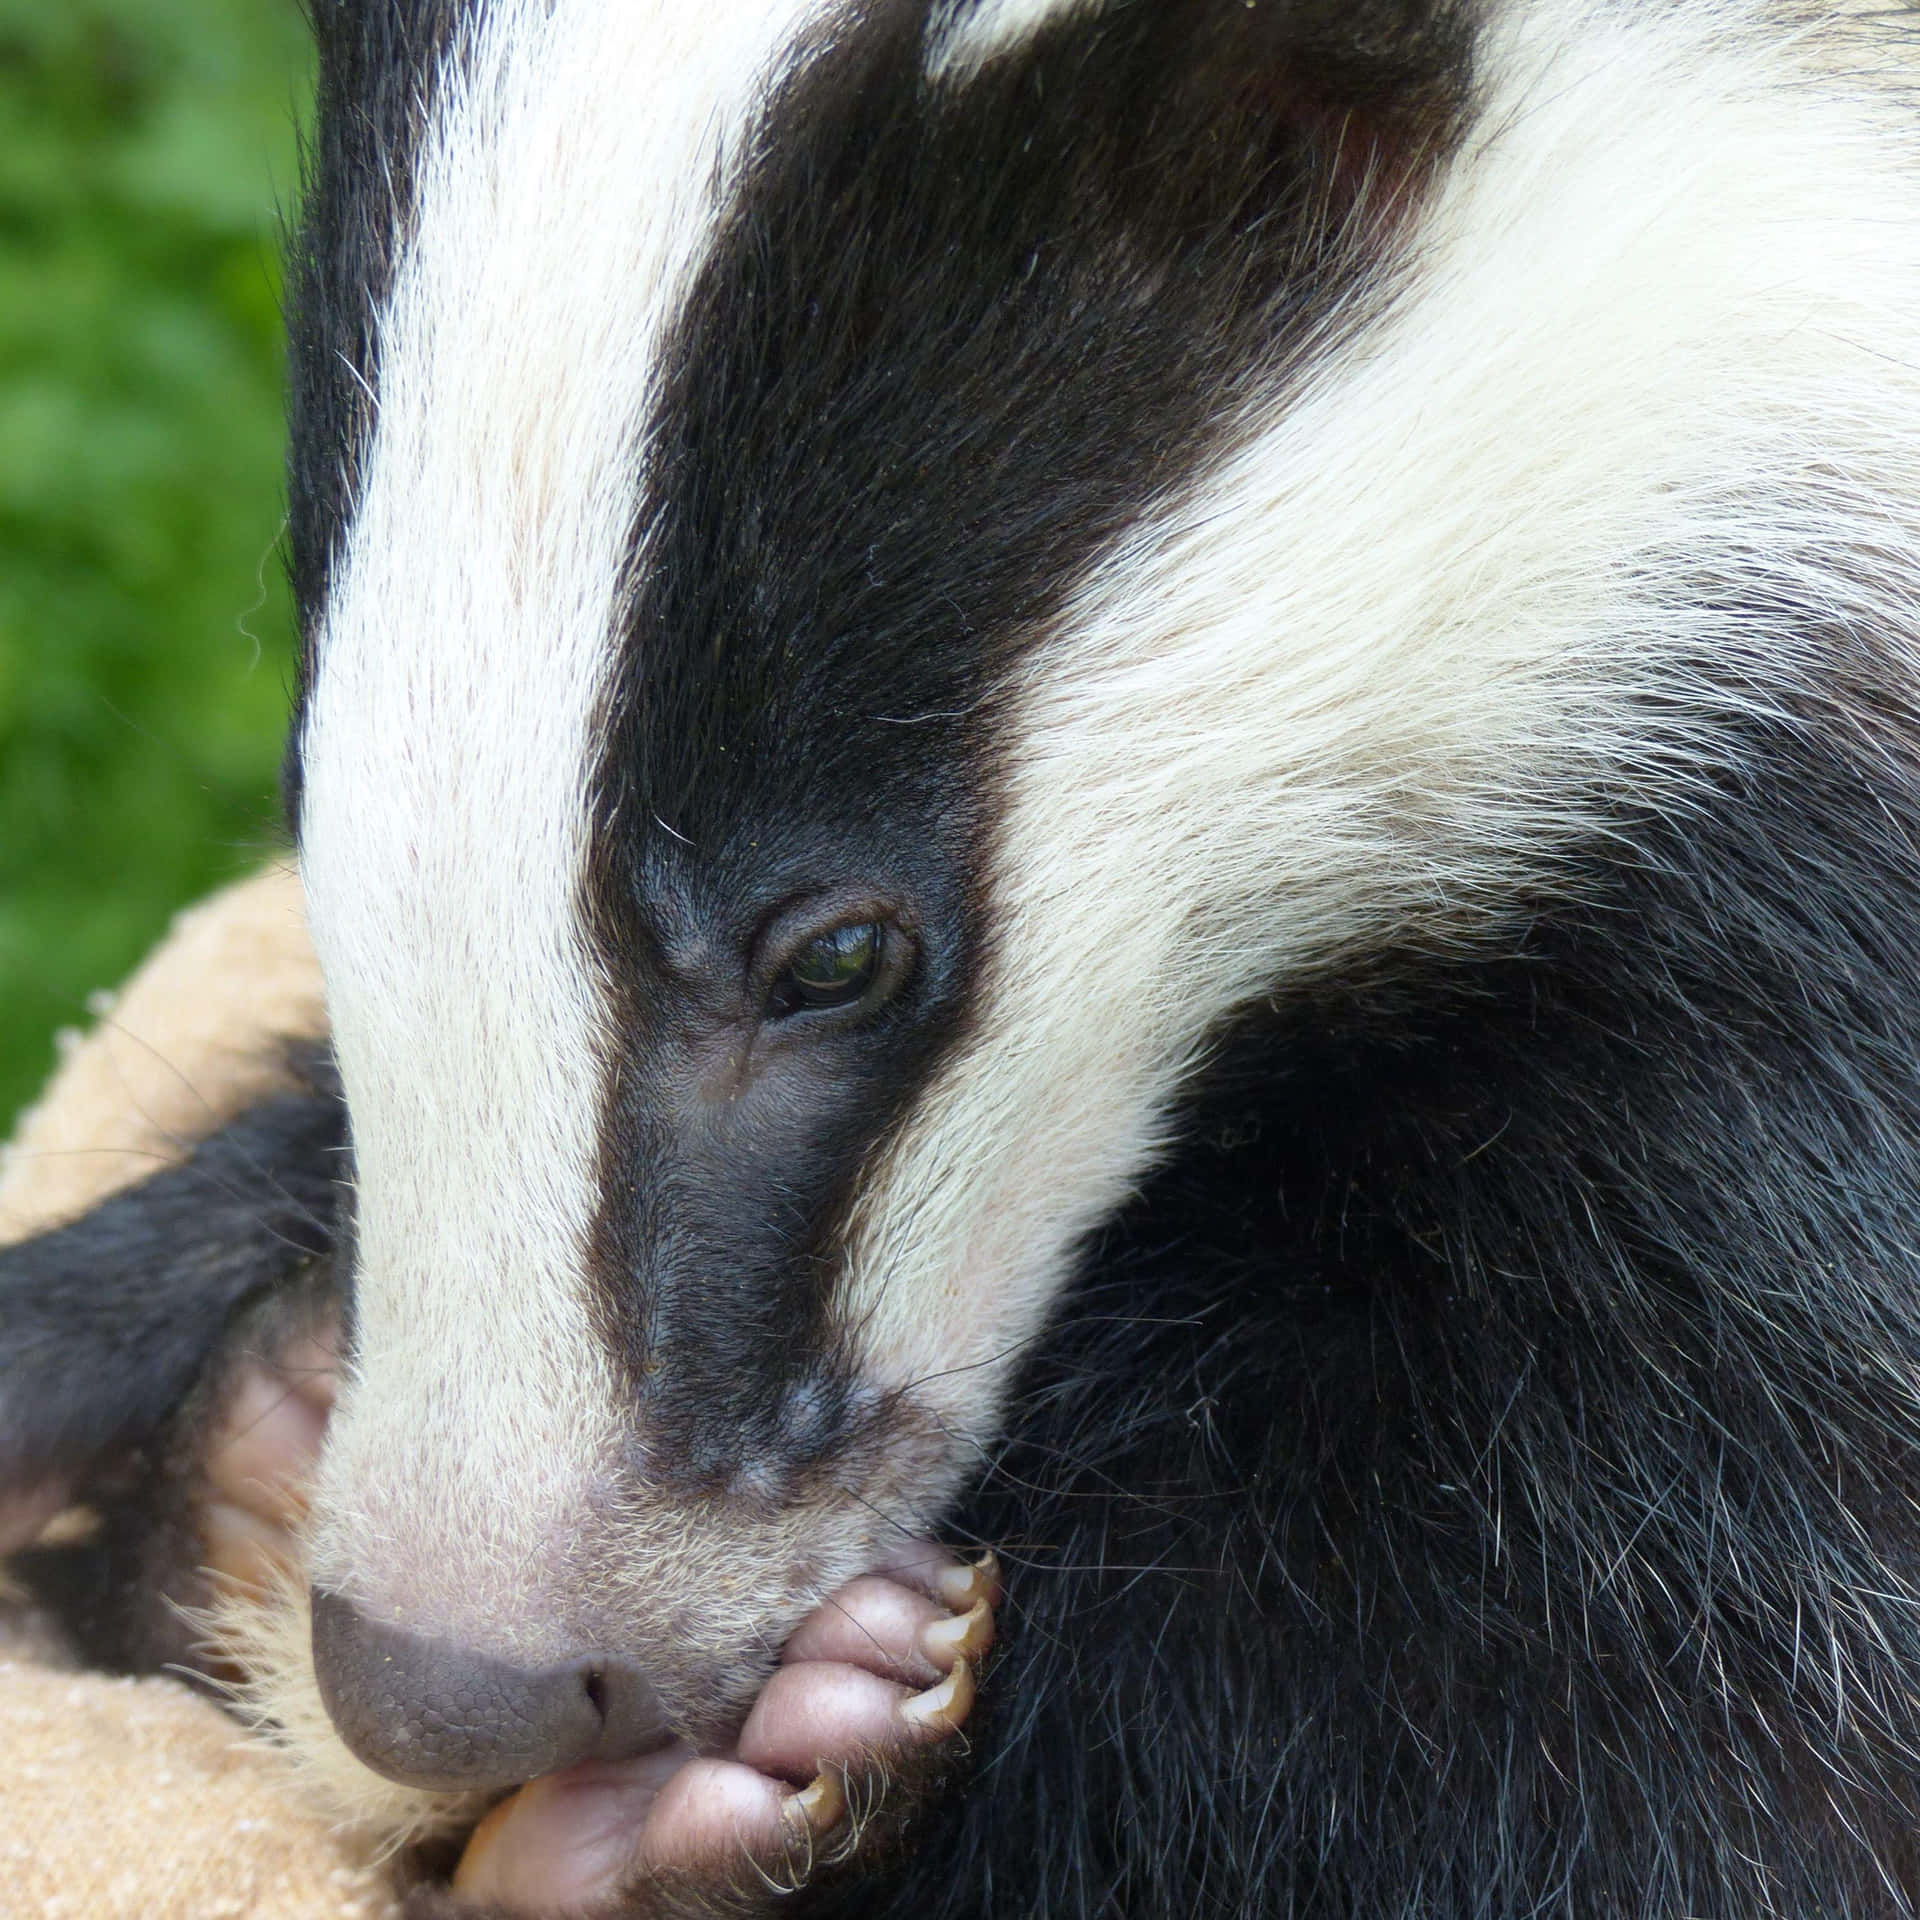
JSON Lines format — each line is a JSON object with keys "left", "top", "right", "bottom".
{"left": 282, "top": 0, "right": 1897, "bottom": 1813}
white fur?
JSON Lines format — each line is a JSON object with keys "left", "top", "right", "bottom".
{"left": 924, "top": 0, "right": 1092, "bottom": 79}
{"left": 298, "top": 0, "right": 828, "bottom": 1656}
{"left": 843, "top": 1, "right": 1920, "bottom": 1468}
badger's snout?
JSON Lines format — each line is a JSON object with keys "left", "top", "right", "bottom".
{"left": 310, "top": 1587, "right": 669, "bottom": 1792}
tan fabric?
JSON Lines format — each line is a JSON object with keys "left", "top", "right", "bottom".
{"left": 0, "top": 868, "right": 399, "bottom": 1919}
{"left": 0, "top": 1663, "right": 396, "bottom": 1920}
{"left": 0, "top": 863, "right": 327, "bottom": 1242}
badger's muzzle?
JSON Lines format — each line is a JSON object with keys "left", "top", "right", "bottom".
{"left": 310, "top": 1587, "right": 670, "bottom": 1791}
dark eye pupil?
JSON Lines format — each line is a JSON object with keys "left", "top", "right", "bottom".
{"left": 783, "top": 923, "right": 881, "bottom": 1008}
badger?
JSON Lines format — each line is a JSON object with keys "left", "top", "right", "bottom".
{"left": 12, "top": 0, "right": 1920, "bottom": 1911}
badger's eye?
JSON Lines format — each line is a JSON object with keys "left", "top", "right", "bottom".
{"left": 770, "top": 920, "right": 886, "bottom": 1016}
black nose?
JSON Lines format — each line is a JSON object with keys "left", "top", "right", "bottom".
{"left": 310, "top": 1587, "right": 668, "bottom": 1791}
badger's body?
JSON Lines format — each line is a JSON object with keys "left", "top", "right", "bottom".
{"left": 13, "top": 0, "right": 1920, "bottom": 1911}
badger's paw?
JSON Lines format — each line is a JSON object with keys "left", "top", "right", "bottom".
{"left": 197, "top": 1327, "right": 339, "bottom": 1601}
{"left": 431, "top": 1543, "right": 998, "bottom": 1918}
{"left": 196, "top": 1340, "right": 995, "bottom": 1919}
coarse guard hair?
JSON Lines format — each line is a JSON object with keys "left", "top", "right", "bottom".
{"left": 32, "top": 0, "right": 1920, "bottom": 1913}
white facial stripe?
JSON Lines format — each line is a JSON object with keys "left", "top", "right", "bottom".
{"left": 846, "top": 0, "right": 1920, "bottom": 1445}
{"left": 298, "top": 0, "right": 828, "bottom": 1648}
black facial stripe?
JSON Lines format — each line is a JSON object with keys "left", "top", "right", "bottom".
{"left": 580, "top": 0, "right": 1477, "bottom": 1476}
{"left": 282, "top": 0, "right": 487, "bottom": 830}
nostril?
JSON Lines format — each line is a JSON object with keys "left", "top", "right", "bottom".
{"left": 309, "top": 1587, "right": 667, "bottom": 1793}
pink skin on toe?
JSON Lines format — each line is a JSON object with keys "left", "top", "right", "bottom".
{"left": 196, "top": 1331, "right": 997, "bottom": 1910}
{"left": 451, "top": 1554, "right": 993, "bottom": 1909}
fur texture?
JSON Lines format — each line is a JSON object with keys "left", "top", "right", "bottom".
{"left": 17, "top": 0, "right": 1920, "bottom": 1913}
{"left": 275, "top": 0, "right": 1920, "bottom": 1903}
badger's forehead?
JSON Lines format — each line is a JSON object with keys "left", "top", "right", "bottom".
{"left": 290, "top": 0, "right": 1474, "bottom": 1557}
{"left": 293, "top": 0, "right": 1472, "bottom": 826}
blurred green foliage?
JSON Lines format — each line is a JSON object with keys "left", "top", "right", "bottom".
{"left": 0, "top": 0, "right": 311, "bottom": 1126}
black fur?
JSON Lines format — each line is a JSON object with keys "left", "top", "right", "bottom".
{"left": 0, "top": 1053, "right": 345, "bottom": 1672}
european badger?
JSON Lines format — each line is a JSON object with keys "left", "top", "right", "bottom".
{"left": 10, "top": 0, "right": 1920, "bottom": 1911}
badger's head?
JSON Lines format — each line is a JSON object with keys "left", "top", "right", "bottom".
{"left": 274, "top": 0, "right": 1920, "bottom": 1825}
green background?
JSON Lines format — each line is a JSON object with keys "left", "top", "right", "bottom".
{"left": 0, "top": 0, "right": 311, "bottom": 1128}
